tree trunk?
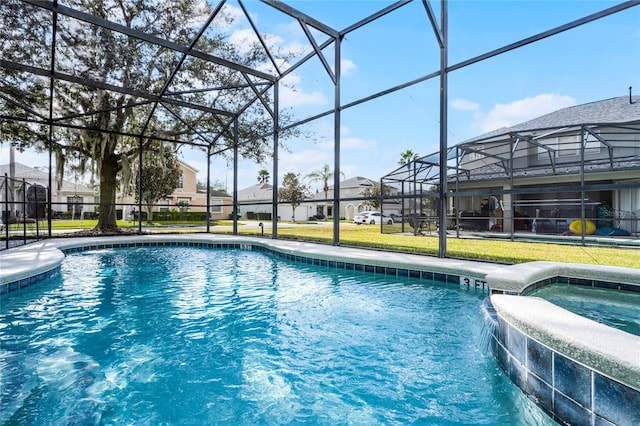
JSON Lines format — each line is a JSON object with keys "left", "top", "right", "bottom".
{"left": 146, "top": 205, "right": 154, "bottom": 224}
{"left": 96, "top": 152, "right": 120, "bottom": 231}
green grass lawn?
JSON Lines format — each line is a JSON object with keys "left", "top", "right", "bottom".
{"left": 238, "top": 224, "right": 640, "bottom": 268}
{"left": 5, "top": 220, "right": 638, "bottom": 268}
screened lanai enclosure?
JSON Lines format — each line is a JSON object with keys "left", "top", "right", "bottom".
{"left": 382, "top": 95, "right": 640, "bottom": 242}
{"left": 1, "top": 0, "right": 639, "bottom": 254}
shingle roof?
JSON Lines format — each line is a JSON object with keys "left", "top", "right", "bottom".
{"left": 464, "top": 95, "right": 640, "bottom": 143}
{"left": 0, "top": 162, "right": 93, "bottom": 193}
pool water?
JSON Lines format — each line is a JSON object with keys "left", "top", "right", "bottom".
{"left": 0, "top": 247, "right": 555, "bottom": 425}
{"left": 528, "top": 284, "right": 640, "bottom": 337}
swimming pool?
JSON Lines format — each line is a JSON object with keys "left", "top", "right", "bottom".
{"left": 0, "top": 245, "right": 555, "bottom": 425}
{"left": 526, "top": 284, "right": 640, "bottom": 337}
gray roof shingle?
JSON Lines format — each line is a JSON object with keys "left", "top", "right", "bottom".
{"left": 465, "top": 95, "right": 640, "bottom": 143}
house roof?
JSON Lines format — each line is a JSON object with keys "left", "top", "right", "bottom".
{"left": 334, "top": 176, "right": 377, "bottom": 189}
{"left": 237, "top": 183, "right": 273, "bottom": 201}
{"left": 383, "top": 96, "right": 640, "bottom": 185}
{"left": 178, "top": 159, "right": 199, "bottom": 174}
{"left": 464, "top": 95, "right": 640, "bottom": 143}
{"left": 0, "top": 162, "right": 93, "bottom": 194}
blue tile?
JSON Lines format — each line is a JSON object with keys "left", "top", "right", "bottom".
{"left": 508, "top": 324, "right": 526, "bottom": 365}
{"left": 569, "top": 277, "right": 593, "bottom": 286}
{"left": 409, "top": 270, "right": 420, "bottom": 279}
{"left": 386, "top": 267, "right": 397, "bottom": 276}
{"left": 507, "top": 354, "right": 526, "bottom": 390}
{"left": 496, "top": 342, "right": 508, "bottom": 371}
{"left": 594, "top": 415, "right": 616, "bottom": 426}
{"left": 527, "top": 337, "right": 552, "bottom": 384}
{"left": 375, "top": 265, "right": 386, "bottom": 274}
{"left": 554, "top": 355, "right": 592, "bottom": 409}
{"left": 496, "top": 318, "right": 508, "bottom": 346}
{"left": 593, "top": 372, "right": 640, "bottom": 426}
{"left": 447, "top": 275, "right": 460, "bottom": 285}
{"left": 421, "top": 271, "right": 433, "bottom": 281}
{"left": 554, "top": 390, "right": 592, "bottom": 426}
{"left": 397, "top": 268, "right": 409, "bottom": 277}
{"left": 364, "top": 264, "right": 375, "bottom": 273}
{"left": 619, "top": 283, "right": 640, "bottom": 293}
{"left": 433, "top": 273, "right": 446, "bottom": 283}
{"left": 526, "top": 371, "right": 553, "bottom": 413}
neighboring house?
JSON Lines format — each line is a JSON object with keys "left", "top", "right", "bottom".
{"left": 383, "top": 95, "right": 640, "bottom": 234}
{"left": 237, "top": 182, "right": 300, "bottom": 221}
{"left": 117, "top": 160, "right": 232, "bottom": 220}
{"left": 236, "top": 176, "right": 397, "bottom": 222}
{"left": 309, "top": 176, "right": 400, "bottom": 220}
{"left": 0, "top": 162, "right": 95, "bottom": 219}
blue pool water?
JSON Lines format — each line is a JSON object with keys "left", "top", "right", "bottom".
{"left": 528, "top": 284, "right": 640, "bottom": 337}
{"left": 0, "top": 247, "right": 555, "bottom": 425}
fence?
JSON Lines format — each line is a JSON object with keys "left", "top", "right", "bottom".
{"left": 1, "top": 174, "right": 49, "bottom": 250}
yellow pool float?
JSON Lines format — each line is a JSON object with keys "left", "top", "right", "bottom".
{"left": 569, "top": 219, "right": 596, "bottom": 235}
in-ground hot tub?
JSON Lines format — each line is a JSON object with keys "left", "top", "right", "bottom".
{"left": 486, "top": 261, "right": 640, "bottom": 426}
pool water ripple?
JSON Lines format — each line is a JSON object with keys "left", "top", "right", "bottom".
{"left": 0, "top": 247, "right": 556, "bottom": 425}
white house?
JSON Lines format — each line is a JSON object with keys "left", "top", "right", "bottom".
{"left": 0, "top": 162, "right": 95, "bottom": 220}
{"left": 236, "top": 176, "right": 398, "bottom": 222}
{"left": 308, "top": 176, "right": 400, "bottom": 220}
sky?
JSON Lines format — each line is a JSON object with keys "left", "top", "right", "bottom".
{"left": 2, "top": 0, "right": 639, "bottom": 193}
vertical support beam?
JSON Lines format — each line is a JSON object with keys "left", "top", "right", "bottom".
{"left": 137, "top": 138, "right": 143, "bottom": 234}
{"left": 412, "top": 162, "right": 417, "bottom": 234}
{"left": 437, "top": 0, "right": 448, "bottom": 258}
{"left": 22, "top": 179, "right": 26, "bottom": 244}
{"left": 47, "top": 1, "right": 58, "bottom": 239}
{"left": 47, "top": 134, "right": 53, "bottom": 238}
{"left": 455, "top": 146, "right": 460, "bottom": 238}
{"left": 272, "top": 82, "right": 279, "bottom": 238}
{"left": 580, "top": 127, "right": 586, "bottom": 245}
{"left": 206, "top": 145, "right": 211, "bottom": 233}
{"left": 332, "top": 35, "right": 342, "bottom": 246}
{"left": 509, "top": 137, "right": 515, "bottom": 241}
{"left": 233, "top": 117, "right": 239, "bottom": 235}
{"left": 3, "top": 174, "right": 8, "bottom": 249}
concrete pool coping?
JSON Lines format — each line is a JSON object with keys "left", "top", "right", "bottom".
{"left": 2, "top": 235, "right": 639, "bottom": 392}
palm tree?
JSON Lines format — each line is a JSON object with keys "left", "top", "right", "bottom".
{"left": 257, "top": 168, "right": 270, "bottom": 184}
{"left": 399, "top": 149, "right": 419, "bottom": 218}
{"left": 306, "top": 164, "right": 344, "bottom": 200}
{"left": 399, "top": 149, "right": 419, "bottom": 166}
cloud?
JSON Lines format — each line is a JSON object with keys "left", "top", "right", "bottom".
{"left": 340, "top": 58, "right": 357, "bottom": 76}
{"left": 278, "top": 84, "right": 328, "bottom": 108}
{"left": 451, "top": 98, "right": 479, "bottom": 111}
{"left": 477, "top": 94, "right": 576, "bottom": 132}
{"left": 341, "top": 136, "right": 372, "bottom": 150}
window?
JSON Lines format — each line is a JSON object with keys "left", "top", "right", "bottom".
{"left": 210, "top": 198, "right": 223, "bottom": 214}
{"left": 177, "top": 174, "right": 184, "bottom": 189}
{"left": 537, "top": 133, "right": 600, "bottom": 159}
{"left": 556, "top": 135, "right": 579, "bottom": 157}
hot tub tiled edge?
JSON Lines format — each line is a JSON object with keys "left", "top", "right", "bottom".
{"left": 486, "top": 261, "right": 640, "bottom": 426}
